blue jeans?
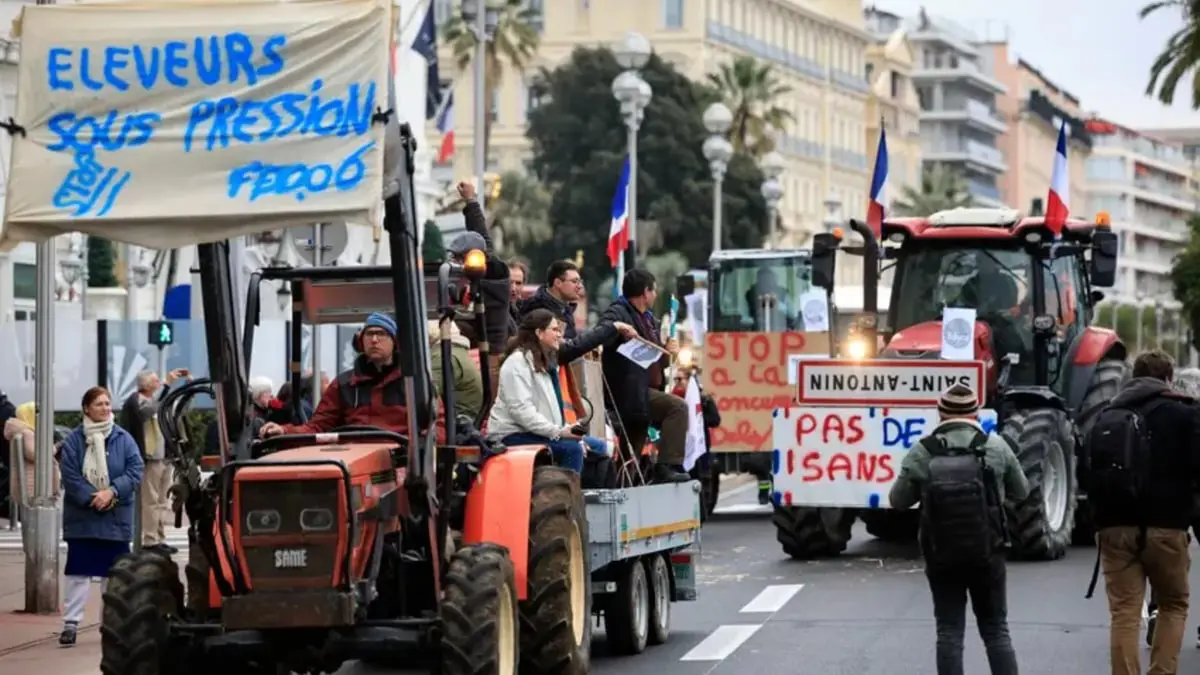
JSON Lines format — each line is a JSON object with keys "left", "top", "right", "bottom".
{"left": 502, "top": 433, "right": 585, "bottom": 473}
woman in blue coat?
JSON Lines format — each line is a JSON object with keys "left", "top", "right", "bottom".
{"left": 57, "top": 385, "right": 144, "bottom": 647}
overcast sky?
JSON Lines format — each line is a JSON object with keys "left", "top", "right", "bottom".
{"left": 875, "top": 0, "right": 1199, "bottom": 130}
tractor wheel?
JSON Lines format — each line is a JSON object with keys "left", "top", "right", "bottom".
{"left": 859, "top": 510, "right": 919, "bottom": 543}
{"left": 519, "top": 466, "right": 591, "bottom": 675}
{"left": 772, "top": 506, "right": 855, "bottom": 559}
{"left": 100, "top": 551, "right": 187, "bottom": 675}
{"left": 1003, "top": 407, "right": 1076, "bottom": 561}
{"left": 440, "top": 542, "right": 520, "bottom": 675}
{"left": 1072, "top": 358, "right": 1128, "bottom": 545}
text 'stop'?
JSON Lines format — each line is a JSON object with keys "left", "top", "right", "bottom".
{"left": 1, "top": 0, "right": 393, "bottom": 250}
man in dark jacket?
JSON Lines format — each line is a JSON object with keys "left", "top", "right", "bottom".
{"left": 520, "top": 260, "right": 584, "bottom": 340}
{"left": 600, "top": 269, "right": 689, "bottom": 483}
{"left": 259, "top": 312, "right": 446, "bottom": 442}
{"left": 453, "top": 181, "right": 512, "bottom": 355}
{"left": 1085, "top": 350, "right": 1200, "bottom": 675}
{"left": 507, "top": 258, "right": 530, "bottom": 343}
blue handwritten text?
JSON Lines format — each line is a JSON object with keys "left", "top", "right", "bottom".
{"left": 47, "top": 111, "right": 162, "bottom": 153}
{"left": 47, "top": 33, "right": 287, "bottom": 93}
{"left": 227, "top": 141, "right": 376, "bottom": 202}
{"left": 51, "top": 148, "right": 131, "bottom": 217}
{"left": 881, "top": 416, "right": 927, "bottom": 449}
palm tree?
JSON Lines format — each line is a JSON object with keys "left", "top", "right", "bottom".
{"left": 441, "top": 0, "right": 541, "bottom": 157}
{"left": 1141, "top": 0, "right": 1200, "bottom": 108}
{"left": 490, "top": 170, "right": 552, "bottom": 254}
{"left": 706, "top": 56, "right": 794, "bottom": 156}
{"left": 892, "top": 164, "right": 974, "bottom": 216}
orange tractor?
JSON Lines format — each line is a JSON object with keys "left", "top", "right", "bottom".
{"left": 773, "top": 208, "right": 1123, "bottom": 561}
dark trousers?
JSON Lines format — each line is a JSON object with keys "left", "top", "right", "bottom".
{"left": 625, "top": 389, "right": 688, "bottom": 465}
{"left": 926, "top": 555, "right": 1019, "bottom": 675}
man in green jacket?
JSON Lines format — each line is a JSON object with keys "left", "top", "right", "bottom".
{"left": 428, "top": 319, "right": 484, "bottom": 421}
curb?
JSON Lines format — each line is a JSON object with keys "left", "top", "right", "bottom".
{"left": 0, "top": 621, "right": 98, "bottom": 658}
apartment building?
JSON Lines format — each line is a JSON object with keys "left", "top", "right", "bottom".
{"left": 1084, "top": 119, "right": 1197, "bottom": 301}
{"left": 987, "top": 45, "right": 1091, "bottom": 213}
{"left": 864, "top": 8, "right": 1006, "bottom": 206}
{"left": 431, "top": 0, "right": 874, "bottom": 247}
{"left": 1140, "top": 126, "right": 1200, "bottom": 209}
{"left": 862, "top": 21, "right": 921, "bottom": 200}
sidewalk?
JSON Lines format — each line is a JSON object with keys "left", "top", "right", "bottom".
{"left": 0, "top": 549, "right": 103, "bottom": 673}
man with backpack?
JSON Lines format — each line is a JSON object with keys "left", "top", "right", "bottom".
{"left": 1083, "top": 350, "right": 1200, "bottom": 675}
{"left": 889, "top": 383, "right": 1029, "bottom": 675}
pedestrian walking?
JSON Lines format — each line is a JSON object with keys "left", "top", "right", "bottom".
{"left": 3, "top": 401, "right": 59, "bottom": 509}
{"left": 889, "top": 383, "right": 1028, "bottom": 675}
{"left": 1084, "top": 350, "right": 1200, "bottom": 675}
{"left": 119, "top": 368, "right": 188, "bottom": 555}
{"left": 57, "top": 386, "right": 143, "bottom": 647}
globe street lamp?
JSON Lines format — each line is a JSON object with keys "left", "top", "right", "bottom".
{"left": 461, "top": 0, "right": 500, "bottom": 195}
{"left": 760, "top": 151, "right": 785, "bottom": 245}
{"left": 127, "top": 249, "right": 153, "bottom": 319}
{"left": 702, "top": 102, "right": 733, "bottom": 254}
{"left": 822, "top": 190, "right": 843, "bottom": 233}
{"left": 611, "top": 31, "right": 652, "bottom": 267}
{"left": 58, "top": 241, "right": 87, "bottom": 317}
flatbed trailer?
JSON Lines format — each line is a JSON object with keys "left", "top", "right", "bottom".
{"left": 586, "top": 480, "right": 702, "bottom": 654}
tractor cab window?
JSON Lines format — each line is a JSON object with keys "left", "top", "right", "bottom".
{"left": 709, "top": 255, "right": 813, "bottom": 332}
{"left": 894, "top": 245, "right": 1035, "bottom": 382}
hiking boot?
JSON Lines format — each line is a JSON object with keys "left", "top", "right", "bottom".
{"left": 59, "top": 624, "right": 77, "bottom": 647}
{"left": 651, "top": 464, "right": 691, "bottom": 484}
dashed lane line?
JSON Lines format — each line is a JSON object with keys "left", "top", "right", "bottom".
{"left": 679, "top": 624, "right": 763, "bottom": 662}
{"left": 739, "top": 584, "right": 805, "bottom": 614}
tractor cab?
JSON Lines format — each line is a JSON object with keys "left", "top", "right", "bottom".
{"left": 706, "top": 249, "right": 817, "bottom": 333}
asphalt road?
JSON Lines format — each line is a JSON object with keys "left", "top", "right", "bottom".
{"left": 334, "top": 478, "right": 1200, "bottom": 675}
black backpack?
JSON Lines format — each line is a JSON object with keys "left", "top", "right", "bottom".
{"left": 918, "top": 428, "right": 1004, "bottom": 570}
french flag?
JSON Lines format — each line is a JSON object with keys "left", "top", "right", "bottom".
{"left": 435, "top": 92, "right": 455, "bottom": 165}
{"left": 1044, "top": 122, "right": 1070, "bottom": 236}
{"left": 866, "top": 126, "right": 889, "bottom": 240}
{"left": 607, "top": 156, "right": 631, "bottom": 269}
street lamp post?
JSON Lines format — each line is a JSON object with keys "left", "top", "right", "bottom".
{"left": 702, "top": 102, "right": 733, "bottom": 254}
{"left": 26, "top": 239, "right": 58, "bottom": 613}
{"left": 1154, "top": 297, "right": 1165, "bottom": 351}
{"left": 461, "top": 0, "right": 500, "bottom": 194}
{"left": 1135, "top": 294, "right": 1146, "bottom": 352}
{"left": 125, "top": 246, "right": 152, "bottom": 319}
{"left": 611, "top": 31, "right": 652, "bottom": 268}
{"left": 760, "top": 151, "right": 785, "bottom": 246}
{"left": 59, "top": 240, "right": 87, "bottom": 318}
{"left": 822, "top": 191, "right": 843, "bottom": 233}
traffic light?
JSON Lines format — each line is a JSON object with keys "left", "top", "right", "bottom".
{"left": 148, "top": 320, "right": 175, "bottom": 347}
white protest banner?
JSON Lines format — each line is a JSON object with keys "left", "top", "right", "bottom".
{"left": 940, "top": 307, "right": 977, "bottom": 361}
{"left": 795, "top": 359, "right": 986, "bottom": 408}
{"left": 617, "top": 337, "right": 668, "bottom": 370}
{"left": 1, "top": 0, "right": 391, "bottom": 250}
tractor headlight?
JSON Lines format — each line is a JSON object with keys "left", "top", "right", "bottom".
{"left": 677, "top": 347, "right": 694, "bottom": 367}
{"left": 246, "top": 509, "right": 282, "bottom": 534}
{"left": 300, "top": 508, "right": 334, "bottom": 532}
{"left": 844, "top": 337, "right": 870, "bottom": 361}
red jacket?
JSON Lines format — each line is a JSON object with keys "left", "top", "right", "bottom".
{"left": 282, "top": 357, "right": 447, "bottom": 442}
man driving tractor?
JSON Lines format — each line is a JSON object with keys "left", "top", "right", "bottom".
{"left": 259, "top": 312, "right": 447, "bottom": 441}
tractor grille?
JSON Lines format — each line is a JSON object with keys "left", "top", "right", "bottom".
{"left": 237, "top": 479, "right": 341, "bottom": 588}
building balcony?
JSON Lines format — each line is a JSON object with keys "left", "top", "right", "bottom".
{"left": 922, "top": 98, "right": 1007, "bottom": 135}
{"left": 966, "top": 178, "right": 1002, "bottom": 204}
{"left": 912, "top": 60, "right": 1006, "bottom": 96}
{"left": 922, "top": 139, "right": 1007, "bottom": 173}
{"left": 1132, "top": 179, "right": 1197, "bottom": 212}
{"left": 1093, "top": 134, "right": 1195, "bottom": 177}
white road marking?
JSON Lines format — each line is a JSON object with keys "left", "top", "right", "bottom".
{"left": 713, "top": 503, "right": 771, "bottom": 515}
{"left": 739, "top": 584, "right": 805, "bottom": 613}
{"left": 679, "top": 624, "right": 763, "bottom": 661}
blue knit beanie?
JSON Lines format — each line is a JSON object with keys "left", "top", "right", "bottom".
{"left": 364, "top": 312, "right": 397, "bottom": 337}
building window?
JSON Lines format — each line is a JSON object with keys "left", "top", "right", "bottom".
{"left": 14, "top": 310, "right": 34, "bottom": 321}
{"left": 865, "top": 63, "right": 874, "bottom": 82}
{"left": 526, "top": 0, "right": 544, "bottom": 32}
{"left": 662, "top": 0, "right": 683, "bottom": 29}
{"left": 890, "top": 72, "right": 901, "bottom": 99}
{"left": 13, "top": 262, "right": 35, "bottom": 300}
{"left": 490, "top": 88, "right": 499, "bottom": 123}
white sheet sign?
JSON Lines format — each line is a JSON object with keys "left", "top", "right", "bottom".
{"left": 940, "top": 307, "right": 977, "bottom": 361}
{"left": 617, "top": 337, "right": 667, "bottom": 370}
{"left": 799, "top": 289, "right": 829, "bottom": 332}
{"left": 1, "top": 0, "right": 392, "bottom": 250}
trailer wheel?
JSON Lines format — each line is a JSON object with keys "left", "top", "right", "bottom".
{"left": 441, "top": 542, "right": 520, "bottom": 675}
{"left": 100, "top": 551, "right": 187, "bottom": 675}
{"left": 773, "top": 506, "right": 855, "bottom": 559}
{"left": 1071, "top": 358, "right": 1127, "bottom": 545}
{"left": 604, "top": 559, "right": 650, "bottom": 655}
{"left": 520, "top": 466, "right": 591, "bottom": 675}
{"left": 645, "top": 554, "right": 671, "bottom": 646}
{"left": 859, "top": 509, "right": 919, "bottom": 543}
{"left": 1003, "top": 407, "right": 1075, "bottom": 561}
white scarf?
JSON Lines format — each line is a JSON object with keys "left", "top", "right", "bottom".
{"left": 82, "top": 415, "right": 113, "bottom": 491}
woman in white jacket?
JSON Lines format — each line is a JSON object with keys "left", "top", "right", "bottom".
{"left": 487, "top": 309, "right": 608, "bottom": 472}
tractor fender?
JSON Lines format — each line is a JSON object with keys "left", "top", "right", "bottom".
{"left": 461, "top": 445, "right": 550, "bottom": 600}
{"left": 1063, "top": 328, "right": 1126, "bottom": 415}
{"left": 997, "top": 385, "right": 1066, "bottom": 414}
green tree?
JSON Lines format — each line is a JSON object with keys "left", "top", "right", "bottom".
{"left": 423, "top": 220, "right": 446, "bottom": 263}
{"left": 1141, "top": 0, "right": 1200, "bottom": 108}
{"left": 524, "top": 47, "right": 769, "bottom": 296}
{"left": 706, "top": 56, "right": 794, "bottom": 157}
{"left": 441, "top": 0, "right": 541, "bottom": 156}
{"left": 491, "top": 170, "right": 552, "bottom": 255}
{"left": 87, "top": 237, "right": 118, "bottom": 287}
{"left": 892, "top": 164, "right": 974, "bottom": 216}
{"left": 1171, "top": 214, "right": 1200, "bottom": 350}
{"left": 1095, "top": 301, "right": 1190, "bottom": 362}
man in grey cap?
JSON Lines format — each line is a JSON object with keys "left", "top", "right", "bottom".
{"left": 889, "top": 382, "right": 1029, "bottom": 675}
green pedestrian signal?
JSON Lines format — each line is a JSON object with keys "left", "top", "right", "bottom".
{"left": 148, "top": 320, "right": 175, "bottom": 347}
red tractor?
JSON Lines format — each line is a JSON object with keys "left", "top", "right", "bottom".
{"left": 778, "top": 208, "right": 1122, "bottom": 561}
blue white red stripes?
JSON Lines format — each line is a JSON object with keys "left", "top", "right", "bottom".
{"left": 867, "top": 126, "right": 889, "bottom": 240}
{"left": 607, "top": 156, "right": 631, "bottom": 269}
{"left": 435, "top": 91, "right": 455, "bottom": 164}
{"left": 1044, "top": 122, "right": 1070, "bottom": 236}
